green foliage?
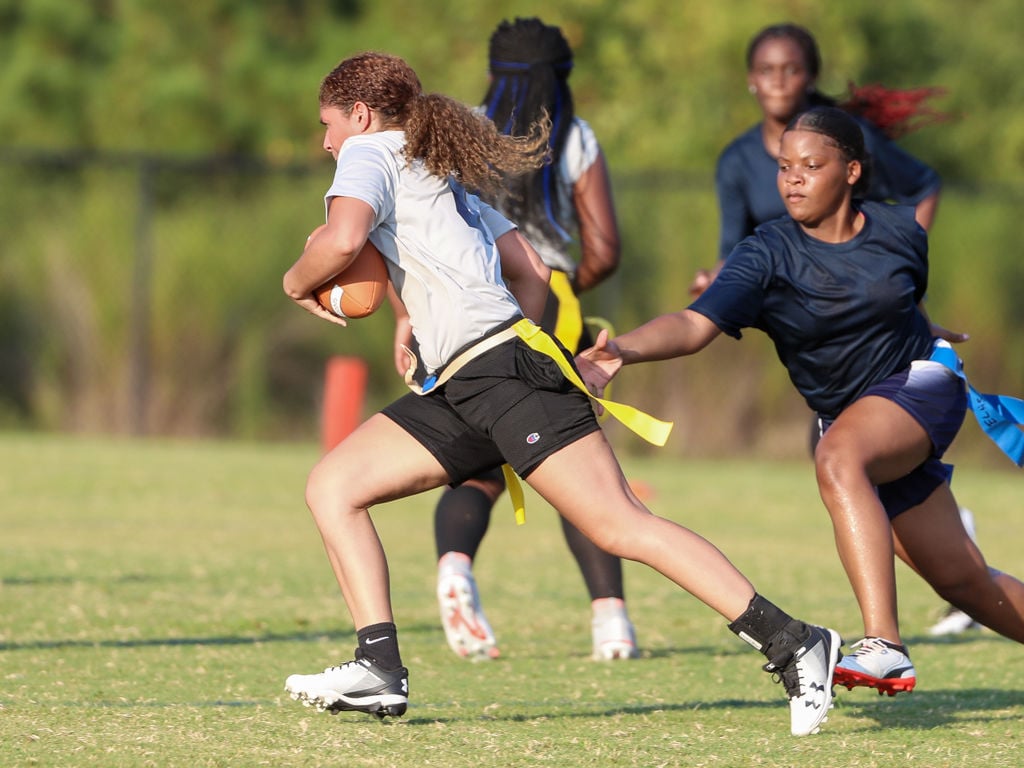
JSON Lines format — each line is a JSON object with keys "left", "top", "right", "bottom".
{"left": 1, "top": 1, "right": 1023, "bottom": 449}
{"left": 2, "top": 0, "right": 1022, "bottom": 177}
{"left": 2, "top": 434, "right": 1023, "bottom": 767}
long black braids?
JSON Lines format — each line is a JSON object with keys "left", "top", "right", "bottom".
{"left": 482, "top": 17, "right": 575, "bottom": 245}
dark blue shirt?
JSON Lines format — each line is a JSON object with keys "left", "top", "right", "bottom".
{"left": 715, "top": 118, "right": 941, "bottom": 260}
{"left": 691, "top": 201, "right": 935, "bottom": 418}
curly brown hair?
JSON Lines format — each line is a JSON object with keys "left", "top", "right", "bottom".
{"left": 320, "top": 52, "right": 549, "bottom": 196}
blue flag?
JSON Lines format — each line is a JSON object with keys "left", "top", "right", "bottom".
{"left": 930, "top": 340, "right": 1024, "bottom": 467}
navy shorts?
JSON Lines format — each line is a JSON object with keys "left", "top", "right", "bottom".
{"left": 820, "top": 359, "right": 967, "bottom": 519}
{"left": 382, "top": 336, "right": 600, "bottom": 484}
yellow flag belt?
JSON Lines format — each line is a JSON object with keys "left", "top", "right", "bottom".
{"left": 404, "top": 318, "right": 674, "bottom": 523}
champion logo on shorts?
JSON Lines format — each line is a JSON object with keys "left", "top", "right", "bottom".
{"left": 526, "top": 432, "right": 541, "bottom": 444}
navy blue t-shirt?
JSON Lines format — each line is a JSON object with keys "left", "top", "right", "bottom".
{"left": 715, "top": 117, "right": 941, "bottom": 260}
{"left": 690, "top": 201, "right": 935, "bottom": 418}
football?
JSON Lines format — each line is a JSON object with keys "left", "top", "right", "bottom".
{"left": 313, "top": 241, "right": 389, "bottom": 319}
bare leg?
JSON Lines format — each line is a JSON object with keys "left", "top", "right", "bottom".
{"left": 525, "top": 431, "right": 755, "bottom": 621}
{"left": 813, "top": 396, "right": 934, "bottom": 644}
{"left": 304, "top": 413, "right": 450, "bottom": 628}
{"left": 894, "top": 484, "right": 1024, "bottom": 642}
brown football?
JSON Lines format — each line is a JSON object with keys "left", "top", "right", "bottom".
{"left": 313, "top": 240, "right": 389, "bottom": 319}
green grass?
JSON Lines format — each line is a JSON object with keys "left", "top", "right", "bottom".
{"left": 1, "top": 433, "right": 1022, "bottom": 767}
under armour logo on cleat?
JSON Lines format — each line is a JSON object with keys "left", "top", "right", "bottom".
{"left": 805, "top": 682, "right": 825, "bottom": 708}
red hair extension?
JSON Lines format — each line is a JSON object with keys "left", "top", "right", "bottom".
{"left": 841, "top": 82, "right": 952, "bottom": 139}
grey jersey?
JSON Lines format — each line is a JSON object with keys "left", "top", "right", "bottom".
{"left": 325, "top": 131, "right": 520, "bottom": 374}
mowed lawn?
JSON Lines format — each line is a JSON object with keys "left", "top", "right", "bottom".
{"left": 1, "top": 432, "right": 1021, "bottom": 767}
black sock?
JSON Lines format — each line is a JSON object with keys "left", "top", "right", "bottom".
{"left": 728, "top": 594, "right": 810, "bottom": 664}
{"left": 356, "top": 622, "right": 403, "bottom": 671}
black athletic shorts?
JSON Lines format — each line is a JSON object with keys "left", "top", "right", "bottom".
{"left": 382, "top": 335, "right": 600, "bottom": 484}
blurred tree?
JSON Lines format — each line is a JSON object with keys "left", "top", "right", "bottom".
{"left": 1, "top": 0, "right": 1022, "bottom": 452}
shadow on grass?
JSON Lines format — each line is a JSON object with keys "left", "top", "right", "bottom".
{"left": 0, "top": 620, "right": 440, "bottom": 652}
{"left": 903, "top": 630, "right": 1003, "bottom": 647}
{"left": 1, "top": 573, "right": 161, "bottom": 587}
{"left": 833, "top": 686, "right": 1024, "bottom": 731}
{"left": 401, "top": 697, "right": 786, "bottom": 725}
{"left": 17, "top": 687, "right": 1021, "bottom": 732}
{"left": 400, "top": 684, "right": 1023, "bottom": 727}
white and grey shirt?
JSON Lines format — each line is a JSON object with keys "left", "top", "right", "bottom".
{"left": 325, "top": 130, "right": 521, "bottom": 375}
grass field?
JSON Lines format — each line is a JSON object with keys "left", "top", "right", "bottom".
{"left": 1, "top": 432, "right": 1021, "bottom": 767}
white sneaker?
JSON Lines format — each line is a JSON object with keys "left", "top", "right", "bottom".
{"left": 834, "top": 636, "right": 916, "bottom": 696}
{"left": 591, "top": 597, "right": 639, "bottom": 660}
{"left": 284, "top": 657, "right": 408, "bottom": 718}
{"left": 763, "top": 625, "right": 840, "bottom": 736}
{"left": 928, "top": 606, "right": 980, "bottom": 636}
{"left": 436, "top": 553, "right": 499, "bottom": 661}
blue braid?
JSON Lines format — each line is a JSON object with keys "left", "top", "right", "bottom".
{"left": 489, "top": 59, "right": 573, "bottom": 75}
{"left": 485, "top": 77, "right": 507, "bottom": 121}
{"left": 512, "top": 79, "right": 529, "bottom": 133}
{"left": 489, "top": 59, "right": 532, "bottom": 72}
{"left": 542, "top": 81, "right": 571, "bottom": 241}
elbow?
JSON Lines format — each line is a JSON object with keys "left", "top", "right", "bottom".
{"left": 577, "top": 246, "right": 620, "bottom": 291}
{"left": 594, "top": 244, "right": 621, "bottom": 280}
{"left": 282, "top": 271, "right": 307, "bottom": 301}
{"left": 601, "top": 251, "right": 621, "bottom": 280}
{"left": 538, "top": 261, "right": 552, "bottom": 284}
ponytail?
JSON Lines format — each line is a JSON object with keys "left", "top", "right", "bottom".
{"left": 403, "top": 92, "right": 549, "bottom": 196}
{"left": 841, "top": 82, "right": 951, "bottom": 139}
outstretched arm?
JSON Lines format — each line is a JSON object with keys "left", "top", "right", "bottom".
{"left": 576, "top": 309, "right": 723, "bottom": 394}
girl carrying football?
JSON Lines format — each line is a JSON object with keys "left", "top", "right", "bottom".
{"left": 281, "top": 50, "right": 840, "bottom": 737}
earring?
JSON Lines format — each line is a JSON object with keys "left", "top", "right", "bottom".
{"left": 748, "top": 84, "right": 757, "bottom": 94}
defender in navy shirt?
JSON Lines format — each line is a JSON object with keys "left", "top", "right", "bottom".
{"left": 695, "top": 200, "right": 933, "bottom": 418}
{"left": 579, "top": 107, "right": 1024, "bottom": 701}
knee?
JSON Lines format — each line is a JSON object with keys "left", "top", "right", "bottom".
{"left": 304, "top": 464, "right": 332, "bottom": 517}
{"left": 304, "top": 460, "right": 357, "bottom": 522}
{"left": 814, "top": 442, "right": 849, "bottom": 498}
{"left": 575, "top": 506, "right": 650, "bottom": 559}
{"left": 814, "top": 438, "right": 869, "bottom": 500}
{"left": 462, "top": 473, "right": 506, "bottom": 504}
{"left": 582, "top": 528, "right": 621, "bottom": 557}
{"left": 931, "top": 567, "right": 994, "bottom": 607}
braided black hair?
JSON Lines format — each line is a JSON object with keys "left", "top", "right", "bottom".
{"left": 481, "top": 17, "right": 575, "bottom": 244}
{"left": 786, "top": 106, "right": 872, "bottom": 197}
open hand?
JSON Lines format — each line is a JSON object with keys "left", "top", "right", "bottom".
{"left": 575, "top": 328, "right": 623, "bottom": 398}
